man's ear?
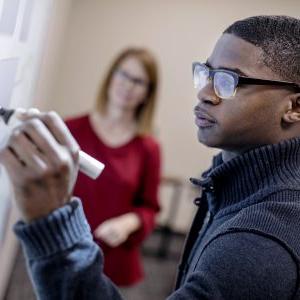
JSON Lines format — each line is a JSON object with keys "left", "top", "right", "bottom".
{"left": 282, "top": 93, "right": 300, "bottom": 123}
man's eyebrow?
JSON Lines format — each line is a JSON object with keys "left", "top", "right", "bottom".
{"left": 205, "top": 61, "right": 248, "bottom": 77}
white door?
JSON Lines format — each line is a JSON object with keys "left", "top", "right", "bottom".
{"left": 0, "top": 0, "right": 52, "bottom": 297}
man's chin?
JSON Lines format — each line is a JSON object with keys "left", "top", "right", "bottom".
{"left": 197, "top": 130, "right": 220, "bottom": 148}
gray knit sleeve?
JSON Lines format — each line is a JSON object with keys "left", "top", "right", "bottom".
{"left": 14, "top": 198, "right": 123, "bottom": 300}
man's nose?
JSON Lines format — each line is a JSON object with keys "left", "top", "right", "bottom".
{"left": 196, "top": 81, "right": 221, "bottom": 105}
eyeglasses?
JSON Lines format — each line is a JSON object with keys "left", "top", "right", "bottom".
{"left": 192, "top": 62, "right": 300, "bottom": 99}
{"left": 115, "top": 69, "right": 148, "bottom": 87}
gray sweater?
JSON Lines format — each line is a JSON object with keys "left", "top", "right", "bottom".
{"left": 15, "top": 137, "right": 300, "bottom": 299}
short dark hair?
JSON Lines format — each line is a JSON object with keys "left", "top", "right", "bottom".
{"left": 224, "top": 15, "right": 300, "bottom": 83}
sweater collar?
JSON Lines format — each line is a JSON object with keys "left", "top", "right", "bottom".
{"left": 192, "top": 137, "right": 300, "bottom": 214}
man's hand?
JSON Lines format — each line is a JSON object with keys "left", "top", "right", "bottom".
{"left": 94, "top": 213, "right": 141, "bottom": 247}
{"left": 0, "top": 111, "right": 80, "bottom": 222}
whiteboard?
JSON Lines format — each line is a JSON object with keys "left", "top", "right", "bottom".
{"left": 0, "top": 0, "right": 52, "bottom": 245}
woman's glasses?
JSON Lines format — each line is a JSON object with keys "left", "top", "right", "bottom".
{"left": 192, "top": 62, "right": 300, "bottom": 99}
{"left": 115, "top": 69, "right": 148, "bottom": 87}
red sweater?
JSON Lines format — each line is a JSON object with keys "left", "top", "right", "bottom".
{"left": 66, "top": 115, "right": 160, "bottom": 286}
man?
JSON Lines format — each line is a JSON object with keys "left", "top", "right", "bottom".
{"left": 1, "top": 15, "right": 300, "bottom": 299}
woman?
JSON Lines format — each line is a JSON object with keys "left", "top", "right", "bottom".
{"left": 66, "top": 48, "right": 161, "bottom": 286}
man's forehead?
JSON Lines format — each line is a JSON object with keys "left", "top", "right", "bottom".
{"left": 207, "top": 33, "right": 264, "bottom": 77}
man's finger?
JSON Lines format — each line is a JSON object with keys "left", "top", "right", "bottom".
{"left": 20, "top": 118, "right": 66, "bottom": 167}
{"left": 0, "top": 147, "right": 25, "bottom": 183}
{"left": 39, "top": 111, "right": 80, "bottom": 160}
{"left": 9, "top": 129, "right": 48, "bottom": 174}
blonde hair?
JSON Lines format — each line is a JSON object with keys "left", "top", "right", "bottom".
{"left": 95, "top": 48, "right": 159, "bottom": 135}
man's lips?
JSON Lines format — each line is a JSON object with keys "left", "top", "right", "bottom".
{"left": 194, "top": 107, "right": 216, "bottom": 127}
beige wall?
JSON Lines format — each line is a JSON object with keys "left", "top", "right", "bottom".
{"left": 34, "top": 0, "right": 73, "bottom": 109}
{"left": 37, "top": 0, "right": 300, "bottom": 231}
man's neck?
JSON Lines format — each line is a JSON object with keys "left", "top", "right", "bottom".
{"left": 221, "top": 151, "right": 238, "bottom": 163}
{"left": 221, "top": 136, "right": 295, "bottom": 163}
{"left": 221, "top": 148, "right": 250, "bottom": 162}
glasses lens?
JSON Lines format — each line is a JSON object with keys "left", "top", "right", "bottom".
{"left": 214, "top": 72, "right": 236, "bottom": 98}
{"left": 193, "top": 64, "right": 209, "bottom": 89}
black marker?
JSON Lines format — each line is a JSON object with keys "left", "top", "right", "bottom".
{"left": 0, "top": 107, "right": 15, "bottom": 124}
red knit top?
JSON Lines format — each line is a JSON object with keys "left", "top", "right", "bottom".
{"left": 66, "top": 115, "right": 160, "bottom": 286}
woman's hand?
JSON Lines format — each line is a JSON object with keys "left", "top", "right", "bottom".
{"left": 94, "top": 213, "right": 141, "bottom": 247}
{"left": 0, "top": 110, "right": 80, "bottom": 222}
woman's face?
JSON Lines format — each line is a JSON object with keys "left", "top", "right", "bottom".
{"left": 107, "top": 56, "right": 150, "bottom": 111}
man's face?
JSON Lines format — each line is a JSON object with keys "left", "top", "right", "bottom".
{"left": 195, "top": 33, "right": 292, "bottom": 151}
